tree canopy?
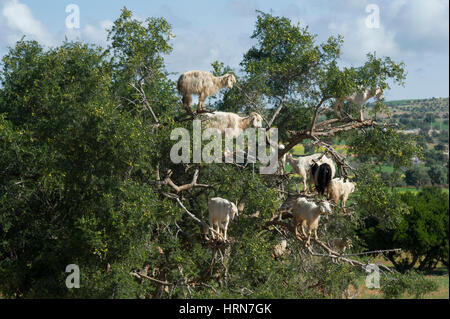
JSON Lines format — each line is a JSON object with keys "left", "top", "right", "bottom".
{"left": 0, "top": 8, "right": 444, "bottom": 299}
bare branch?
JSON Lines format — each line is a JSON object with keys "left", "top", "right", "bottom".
{"left": 265, "top": 216, "right": 396, "bottom": 273}
{"left": 309, "top": 96, "right": 330, "bottom": 133}
{"left": 268, "top": 96, "right": 286, "bottom": 128}
{"left": 279, "top": 119, "right": 387, "bottom": 158}
{"left": 130, "top": 271, "right": 173, "bottom": 286}
{"left": 310, "top": 137, "right": 355, "bottom": 178}
{"left": 154, "top": 168, "right": 212, "bottom": 193}
{"left": 342, "top": 248, "right": 402, "bottom": 257}
{"left": 161, "top": 193, "right": 226, "bottom": 241}
{"left": 128, "top": 68, "right": 160, "bottom": 124}
{"left": 233, "top": 82, "right": 270, "bottom": 127}
{"left": 174, "top": 196, "right": 210, "bottom": 229}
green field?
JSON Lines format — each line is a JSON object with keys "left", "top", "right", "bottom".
{"left": 353, "top": 257, "right": 449, "bottom": 299}
{"left": 354, "top": 269, "right": 449, "bottom": 299}
{"left": 292, "top": 144, "right": 305, "bottom": 155}
{"left": 392, "top": 187, "right": 449, "bottom": 194}
{"left": 431, "top": 121, "right": 449, "bottom": 130}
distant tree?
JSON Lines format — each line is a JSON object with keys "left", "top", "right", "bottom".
{"left": 434, "top": 143, "right": 446, "bottom": 152}
{"left": 348, "top": 127, "right": 419, "bottom": 173}
{"left": 424, "top": 149, "right": 448, "bottom": 166}
{"left": 447, "top": 162, "right": 450, "bottom": 185}
{"left": 395, "top": 188, "right": 449, "bottom": 271}
{"left": 424, "top": 113, "right": 434, "bottom": 123}
{"left": 379, "top": 171, "right": 405, "bottom": 189}
{"left": 427, "top": 165, "right": 448, "bottom": 186}
{"left": 381, "top": 271, "right": 438, "bottom": 299}
{"left": 380, "top": 171, "right": 392, "bottom": 184}
{"left": 358, "top": 187, "right": 449, "bottom": 272}
{"left": 431, "top": 130, "right": 440, "bottom": 138}
{"left": 415, "top": 131, "right": 429, "bottom": 149}
{"left": 404, "top": 166, "right": 431, "bottom": 188}
{"left": 438, "top": 130, "right": 449, "bottom": 144}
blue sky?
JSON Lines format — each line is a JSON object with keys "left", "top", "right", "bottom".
{"left": 0, "top": 0, "right": 448, "bottom": 100}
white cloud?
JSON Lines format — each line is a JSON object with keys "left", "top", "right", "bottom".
{"left": 166, "top": 29, "right": 220, "bottom": 74}
{"left": 386, "top": 0, "right": 449, "bottom": 54}
{"left": 328, "top": 17, "right": 399, "bottom": 64}
{"left": 0, "top": 0, "right": 447, "bottom": 100}
{"left": 165, "top": 25, "right": 251, "bottom": 79}
{"left": 82, "top": 20, "right": 113, "bottom": 45}
{"left": 63, "top": 19, "right": 113, "bottom": 48}
{"left": 0, "top": 0, "right": 53, "bottom": 46}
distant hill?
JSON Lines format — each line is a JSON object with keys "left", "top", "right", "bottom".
{"left": 384, "top": 97, "right": 448, "bottom": 115}
{"left": 367, "top": 97, "right": 449, "bottom": 131}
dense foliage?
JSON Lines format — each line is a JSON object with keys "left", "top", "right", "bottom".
{"left": 0, "top": 8, "right": 445, "bottom": 299}
{"left": 380, "top": 270, "right": 438, "bottom": 299}
{"left": 358, "top": 187, "right": 449, "bottom": 272}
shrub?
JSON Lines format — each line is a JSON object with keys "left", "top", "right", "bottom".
{"left": 381, "top": 271, "right": 438, "bottom": 299}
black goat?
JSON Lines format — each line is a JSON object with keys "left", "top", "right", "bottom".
{"left": 311, "top": 162, "right": 332, "bottom": 196}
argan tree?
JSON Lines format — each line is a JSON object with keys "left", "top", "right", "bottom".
{"left": 0, "top": 8, "right": 438, "bottom": 299}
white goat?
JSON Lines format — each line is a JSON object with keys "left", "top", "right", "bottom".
{"left": 311, "top": 154, "right": 336, "bottom": 179}
{"left": 334, "top": 87, "right": 384, "bottom": 120}
{"left": 286, "top": 153, "right": 331, "bottom": 192}
{"left": 292, "top": 198, "right": 333, "bottom": 245}
{"left": 201, "top": 111, "right": 263, "bottom": 139}
{"left": 208, "top": 197, "right": 239, "bottom": 241}
{"left": 278, "top": 144, "right": 287, "bottom": 174}
{"left": 310, "top": 154, "right": 336, "bottom": 196}
{"left": 326, "top": 178, "right": 356, "bottom": 213}
{"left": 177, "top": 70, "right": 236, "bottom": 112}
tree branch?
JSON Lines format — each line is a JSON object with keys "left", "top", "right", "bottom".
{"left": 310, "top": 137, "right": 355, "bottom": 178}
{"left": 279, "top": 119, "right": 385, "bottom": 158}
{"left": 268, "top": 96, "right": 286, "bottom": 128}
{"left": 265, "top": 216, "right": 396, "bottom": 273}
{"left": 129, "top": 69, "right": 160, "bottom": 124}
{"left": 309, "top": 96, "right": 330, "bottom": 134}
{"left": 130, "top": 271, "right": 173, "bottom": 286}
{"left": 161, "top": 192, "right": 226, "bottom": 242}
{"left": 154, "top": 168, "right": 212, "bottom": 193}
